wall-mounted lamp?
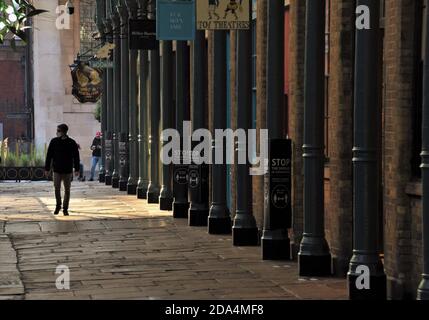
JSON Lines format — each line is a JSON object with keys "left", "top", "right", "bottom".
{"left": 66, "top": 0, "right": 75, "bottom": 15}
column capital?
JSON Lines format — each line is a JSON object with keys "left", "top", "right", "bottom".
{"left": 125, "top": 0, "right": 139, "bottom": 19}
{"left": 136, "top": 0, "right": 148, "bottom": 19}
{"left": 117, "top": 0, "right": 129, "bottom": 23}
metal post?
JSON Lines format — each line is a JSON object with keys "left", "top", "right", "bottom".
{"left": 173, "top": 40, "right": 190, "bottom": 218}
{"left": 418, "top": 0, "right": 429, "bottom": 299}
{"left": 159, "top": 40, "right": 174, "bottom": 210}
{"left": 298, "top": 0, "right": 331, "bottom": 276}
{"left": 233, "top": 22, "right": 258, "bottom": 245}
{"left": 347, "top": 0, "right": 386, "bottom": 299}
{"left": 208, "top": 31, "right": 231, "bottom": 234}
{"left": 96, "top": 0, "right": 107, "bottom": 183}
{"left": 189, "top": 30, "right": 209, "bottom": 226}
{"left": 261, "top": 0, "right": 291, "bottom": 259}
{"left": 147, "top": 1, "right": 161, "bottom": 203}
{"left": 417, "top": 1, "right": 429, "bottom": 301}
{"left": 126, "top": 0, "right": 139, "bottom": 195}
{"left": 104, "top": 2, "right": 114, "bottom": 186}
{"left": 137, "top": 0, "right": 149, "bottom": 199}
{"left": 118, "top": 0, "right": 130, "bottom": 192}
{"left": 111, "top": 0, "right": 122, "bottom": 189}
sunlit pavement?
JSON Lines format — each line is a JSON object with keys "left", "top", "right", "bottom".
{"left": 0, "top": 181, "right": 347, "bottom": 300}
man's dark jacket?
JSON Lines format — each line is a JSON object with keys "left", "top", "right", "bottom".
{"left": 45, "top": 136, "right": 80, "bottom": 174}
{"left": 91, "top": 137, "right": 102, "bottom": 157}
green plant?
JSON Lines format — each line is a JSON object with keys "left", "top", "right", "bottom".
{"left": 0, "top": 0, "right": 48, "bottom": 45}
{"left": 94, "top": 100, "right": 101, "bottom": 123}
{"left": 33, "top": 153, "right": 44, "bottom": 167}
{"left": 20, "top": 153, "right": 30, "bottom": 167}
{"left": 4, "top": 152, "right": 18, "bottom": 167}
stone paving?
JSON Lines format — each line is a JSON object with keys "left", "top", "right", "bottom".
{"left": 0, "top": 181, "right": 347, "bottom": 300}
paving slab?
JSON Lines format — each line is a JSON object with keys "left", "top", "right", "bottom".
{"left": 0, "top": 181, "right": 348, "bottom": 300}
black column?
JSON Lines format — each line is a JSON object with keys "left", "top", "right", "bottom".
{"left": 418, "top": 0, "right": 429, "bottom": 301}
{"left": 173, "top": 41, "right": 190, "bottom": 218}
{"left": 208, "top": 31, "right": 231, "bottom": 234}
{"left": 347, "top": 0, "right": 386, "bottom": 299}
{"left": 146, "top": 1, "right": 161, "bottom": 203}
{"left": 261, "top": 0, "right": 291, "bottom": 260}
{"left": 126, "top": 0, "right": 139, "bottom": 195}
{"left": 188, "top": 31, "right": 209, "bottom": 226}
{"left": 111, "top": 0, "right": 122, "bottom": 189}
{"left": 136, "top": 0, "right": 149, "bottom": 199}
{"left": 232, "top": 22, "right": 258, "bottom": 246}
{"left": 298, "top": 0, "right": 331, "bottom": 276}
{"left": 96, "top": 0, "right": 107, "bottom": 183}
{"left": 118, "top": 0, "right": 130, "bottom": 192}
{"left": 104, "top": 2, "right": 115, "bottom": 186}
{"left": 159, "top": 40, "right": 174, "bottom": 211}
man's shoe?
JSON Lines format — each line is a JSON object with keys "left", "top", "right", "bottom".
{"left": 54, "top": 207, "right": 61, "bottom": 215}
{"left": 89, "top": 178, "right": 94, "bottom": 182}
{"left": 63, "top": 210, "right": 69, "bottom": 216}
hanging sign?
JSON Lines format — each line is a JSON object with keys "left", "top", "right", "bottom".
{"left": 196, "top": 0, "right": 250, "bottom": 30}
{"left": 89, "top": 59, "right": 114, "bottom": 69}
{"left": 129, "top": 19, "right": 158, "bottom": 50}
{"left": 71, "top": 62, "right": 103, "bottom": 103}
{"left": 157, "top": 0, "right": 196, "bottom": 40}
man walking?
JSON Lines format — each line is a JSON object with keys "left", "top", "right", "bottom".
{"left": 45, "top": 124, "right": 80, "bottom": 216}
{"left": 89, "top": 131, "right": 102, "bottom": 181}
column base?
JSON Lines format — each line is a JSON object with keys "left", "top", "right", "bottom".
{"left": 99, "top": 172, "right": 105, "bottom": 183}
{"left": 159, "top": 197, "right": 173, "bottom": 211}
{"left": 173, "top": 202, "right": 189, "bottom": 219}
{"left": 298, "top": 253, "right": 332, "bottom": 277}
{"left": 262, "top": 237, "right": 291, "bottom": 260}
{"left": 417, "top": 277, "right": 429, "bottom": 300}
{"left": 147, "top": 191, "right": 160, "bottom": 204}
{"left": 112, "top": 177, "right": 119, "bottom": 189}
{"left": 189, "top": 208, "right": 209, "bottom": 227}
{"left": 208, "top": 216, "right": 232, "bottom": 235}
{"left": 348, "top": 273, "right": 387, "bottom": 300}
{"left": 105, "top": 175, "right": 112, "bottom": 186}
{"left": 232, "top": 227, "right": 259, "bottom": 246}
{"left": 137, "top": 187, "right": 148, "bottom": 199}
{"left": 127, "top": 184, "right": 137, "bottom": 195}
{"left": 119, "top": 180, "right": 128, "bottom": 192}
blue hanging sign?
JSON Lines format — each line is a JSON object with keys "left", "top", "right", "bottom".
{"left": 156, "top": 0, "right": 196, "bottom": 40}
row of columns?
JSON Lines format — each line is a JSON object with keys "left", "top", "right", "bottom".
{"left": 95, "top": 0, "right": 429, "bottom": 300}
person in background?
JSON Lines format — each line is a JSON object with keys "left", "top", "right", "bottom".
{"left": 89, "top": 131, "right": 102, "bottom": 181}
{"left": 45, "top": 124, "right": 80, "bottom": 216}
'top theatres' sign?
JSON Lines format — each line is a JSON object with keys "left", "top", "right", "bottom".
{"left": 196, "top": 0, "right": 250, "bottom": 30}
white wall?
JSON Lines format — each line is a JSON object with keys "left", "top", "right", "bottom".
{"left": 32, "top": 0, "right": 101, "bottom": 170}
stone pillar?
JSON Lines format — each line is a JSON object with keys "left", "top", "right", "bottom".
{"left": 33, "top": 0, "right": 65, "bottom": 150}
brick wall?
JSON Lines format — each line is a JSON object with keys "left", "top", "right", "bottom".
{"left": 383, "top": 0, "right": 422, "bottom": 299}
{"left": 229, "top": 31, "right": 237, "bottom": 218}
{"left": 253, "top": 0, "right": 268, "bottom": 229}
{"left": 325, "top": 0, "right": 355, "bottom": 276}
{"left": 0, "top": 47, "right": 28, "bottom": 141}
{"left": 288, "top": 0, "right": 306, "bottom": 254}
